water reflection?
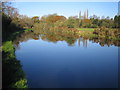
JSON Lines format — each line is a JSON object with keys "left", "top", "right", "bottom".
{"left": 78, "top": 38, "right": 88, "bottom": 48}
{"left": 14, "top": 30, "right": 118, "bottom": 88}
{"left": 13, "top": 31, "right": 120, "bottom": 48}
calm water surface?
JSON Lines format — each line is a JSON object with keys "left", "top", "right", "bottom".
{"left": 15, "top": 33, "right": 118, "bottom": 88}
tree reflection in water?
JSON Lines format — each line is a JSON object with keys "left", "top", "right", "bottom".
{"left": 13, "top": 30, "right": 120, "bottom": 49}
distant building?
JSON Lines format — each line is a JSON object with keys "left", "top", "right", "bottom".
{"left": 79, "top": 9, "right": 88, "bottom": 20}
{"left": 79, "top": 9, "right": 91, "bottom": 26}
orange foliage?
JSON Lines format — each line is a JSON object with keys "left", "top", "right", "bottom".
{"left": 82, "top": 19, "right": 91, "bottom": 24}
{"left": 46, "top": 15, "right": 66, "bottom": 23}
{"left": 33, "top": 37, "right": 39, "bottom": 40}
{"left": 32, "top": 16, "right": 39, "bottom": 20}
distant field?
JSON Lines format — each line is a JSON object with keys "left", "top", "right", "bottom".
{"left": 77, "top": 28, "right": 95, "bottom": 31}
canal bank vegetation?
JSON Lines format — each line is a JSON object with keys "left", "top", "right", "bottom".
{"left": 2, "top": 2, "right": 29, "bottom": 88}
{"left": 2, "top": 41, "right": 27, "bottom": 88}
{"left": 32, "top": 14, "right": 120, "bottom": 41}
{"left": 2, "top": 2, "right": 120, "bottom": 42}
{"left": 2, "top": 1, "right": 120, "bottom": 88}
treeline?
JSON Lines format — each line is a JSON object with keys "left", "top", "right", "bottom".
{"left": 32, "top": 14, "right": 120, "bottom": 30}
{"left": 2, "top": 2, "right": 34, "bottom": 41}
{"left": 13, "top": 30, "right": 120, "bottom": 50}
{"left": 2, "top": 2, "right": 28, "bottom": 88}
{"left": 88, "top": 15, "right": 120, "bottom": 28}
{"left": 2, "top": 2, "right": 120, "bottom": 42}
{"left": 2, "top": 2, "right": 120, "bottom": 43}
{"left": 32, "top": 14, "right": 120, "bottom": 41}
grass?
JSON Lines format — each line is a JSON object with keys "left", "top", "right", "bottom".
{"left": 2, "top": 41, "right": 28, "bottom": 88}
{"left": 2, "top": 41, "right": 15, "bottom": 58}
{"left": 24, "top": 28, "right": 33, "bottom": 32}
{"left": 77, "top": 28, "right": 95, "bottom": 31}
{"left": 112, "top": 38, "right": 120, "bottom": 40}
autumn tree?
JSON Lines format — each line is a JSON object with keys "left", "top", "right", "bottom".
{"left": 18, "top": 15, "right": 34, "bottom": 29}
{"left": 45, "top": 14, "right": 66, "bottom": 23}
{"left": 32, "top": 16, "right": 39, "bottom": 23}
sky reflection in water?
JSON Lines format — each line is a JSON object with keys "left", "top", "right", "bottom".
{"left": 15, "top": 35, "right": 118, "bottom": 88}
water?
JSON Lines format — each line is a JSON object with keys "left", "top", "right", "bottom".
{"left": 14, "top": 32, "right": 118, "bottom": 88}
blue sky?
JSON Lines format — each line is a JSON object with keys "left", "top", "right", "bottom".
{"left": 13, "top": 2, "right": 118, "bottom": 18}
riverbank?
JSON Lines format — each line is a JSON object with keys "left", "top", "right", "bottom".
{"left": 2, "top": 29, "right": 32, "bottom": 88}
{"left": 2, "top": 27, "right": 120, "bottom": 88}
{"left": 76, "top": 28, "right": 120, "bottom": 40}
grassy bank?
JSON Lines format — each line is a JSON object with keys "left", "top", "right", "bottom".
{"left": 2, "top": 41, "right": 27, "bottom": 88}
{"left": 2, "top": 29, "right": 31, "bottom": 88}
{"left": 76, "top": 28, "right": 95, "bottom": 31}
{"left": 8, "top": 29, "right": 33, "bottom": 41}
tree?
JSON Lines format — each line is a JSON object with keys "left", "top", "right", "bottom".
{"left": 114, "top": 15, "right": 120, "bottom": 28}
{"left": 18, "top": 15, "right": 34, "bottom": 28}
{"left": 32, "top": 16, "right": 39, "bottom": 23}
{"left": 45, "top": 14, "right": 66, "bottom": 23}
{"left": 65, "top": 18, "right": 76, "bottom": 28}
{"left": 101, "top": 16, "right": 105, "bottom": 19}
{"left": 106, "top": 16, "right": 110, "bottom": 20}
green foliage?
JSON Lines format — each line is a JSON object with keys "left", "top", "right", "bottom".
{"left": 93, "top": 27, "right": 120, "bottom": 40}
{"left": 18, "top": 15, "right": 34, "bottom": 29}
{"left": 2, "top": 41, "right": 14, "bottom": 58}
{"left": 12, "top": 79, "right": 27, "bottom": 88}
{"left": 77, "top": 30, "right": 98, "bottom": 39}
{"left": 113, "top": 38, "right": 120, "bottom": 40}
{"left": 2, "top": 13, "right": 22, "bottom": 42}
{"left": 65, "top": 19, "right": 75, "bottom": 28}
{"left": 24, "top": 29, "right": 33, "bottom": 32}
{"left": 92, "top": 19, "right": 99, "bottom": 25}
{"left": 114, "top": 15, "right": 120, "bottom": 28}
{"left": 89, "top": 17, "right": 117, "bottom": 28}
{"left": 54, "top": 20, "right": 66, "bottom": 27}
{"left": 2, "top": 41, "right": 27, "bottom": 88}
{"left": 64, "top": 18, "right": 79, "bottom": 28}
{"left": 32, "top": 16, "right": 39, "bottom": 23}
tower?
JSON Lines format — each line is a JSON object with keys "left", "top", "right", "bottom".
{"left": 79, "top": 11, "right": 81, "bottom": 20}
{"left": 84, "top": 11, "right": 86, "bottom": 19}
{"left": 79, "top": 9, "right": 89, "bottom": 19}
{"left": 87, "top": 9, "right": 88, "bottom": 19}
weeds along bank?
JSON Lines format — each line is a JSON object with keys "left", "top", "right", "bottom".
{"left": 32, "top": 23, "right": 120, "bottom": 41}
{"left": 2, "top": 30, "right": 31, "bottom": 88}
{"left": 2, "top": 41, "right": 27, "bottom": 88}
{"left": 93, "top": 27, "right": 120, "bottom": 40}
